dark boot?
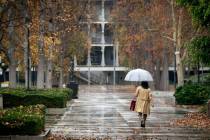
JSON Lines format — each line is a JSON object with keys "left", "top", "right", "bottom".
{"left": 141, "top": 120, "right": 145, "bottom": 127}
{"left": 141, "top": 114, "right": 147, "bottom": 127}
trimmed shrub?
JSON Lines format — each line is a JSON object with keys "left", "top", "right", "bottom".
{"left": 174, "top": 83, "right": 210, "bottom": 105}
{"left": 0, "top": 105, "right": 45, "bottom": 135}
{"left": 0, "top": 88, "right": 72, "bottom": 108}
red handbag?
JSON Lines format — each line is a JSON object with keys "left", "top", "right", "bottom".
{"left": 130, "top": 98, "right": 136, "bottom": 111}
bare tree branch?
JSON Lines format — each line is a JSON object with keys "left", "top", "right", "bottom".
{"left": 161, "top": 35, "right": 176, "bottom": 42}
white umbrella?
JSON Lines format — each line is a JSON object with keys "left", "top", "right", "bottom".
{"left": 124, "top": 68, "right": 153, "bottom": 82}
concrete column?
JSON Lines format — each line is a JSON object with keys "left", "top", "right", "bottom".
{"left": 0, "top": 94, "right": 3, "bottom": 109}
{"left": 115, "top": 41, "right": 119, "bottom": 66}
{"left": 101, "top": 0, "right": 105, "bottom": 67}
{"left": 101, "top": 23, "right": 105, "bottom": 44}
{"left": 113, "top": 44, "right": 116, "bottom": 85}
{"left": 101, "top": 46, "right": 105, "bottom": 66}
{"left": 113, "top": 54, "right": 116, "bottom": 85}
{"left": 87, "top": 22, "right": 91, "bottom": 66}
{"left": 74, "top": 55, "right": 77, "bottom": 67}
{"left": 87, "top": 48, "right": 91, "bottom": 66}
{"left": 102, "top": 0, "right": 105, "bottom": 21}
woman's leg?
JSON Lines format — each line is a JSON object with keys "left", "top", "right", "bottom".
{"left": 143, "top": 114, "right": 147, "bottom": 121}
{"left": 138, "top": 112, "right": 143, "bottom": 122}
{"left": 141, "top": 114, "right": 147, "bottom": 127}
{"left": 138, "top": 112, "right": 142, "bottom": 117}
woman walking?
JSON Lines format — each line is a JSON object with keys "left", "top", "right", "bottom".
{"left": 135, "top": 81, "right": 152, "bottom": 127}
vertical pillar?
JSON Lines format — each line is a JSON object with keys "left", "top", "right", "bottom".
{"left": 115, "top": 41, "right": 119, "bottom": 66}
{"left": 113, "top": 45, "right": 116, "bottom": 85}
{"left": 101, "top": 46, "right": 105, "bottom": 66}
{"left": 102, "top": 0, "right": 105, "bottom": 22}
{"left": 87, "top": 6, "right": 91, "bottom": 85}
{"left": 87, "top": 44, "right": 91, "bottom": 85}
{"left": 87, "top": 49, "right": 91, "bottom": 66}
{"left": 101, "top": 0, "right": 105, "bottom": 44}
{"left": 74, "top": 55, "right": 77, "bottom": 67}
{"left": 87, "top": 22, "right": 91, "bottom": 66}
{"left": 101, "top": 0, "right": 105, "bottom": 67}
{"left": 101, "top": 23, "right": 105, "bottom": 44}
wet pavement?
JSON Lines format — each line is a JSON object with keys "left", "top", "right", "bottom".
{"left": 46, "top": 85, "right": 210, "bottom": 140}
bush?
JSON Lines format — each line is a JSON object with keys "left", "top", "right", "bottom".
{"left": 0, "top": 105, "right": 45, "bottom": 135}
{"left": 0, "top": 88, "right": 72, "bottom": 108}
{"left": 174, "top": 83, "right": 210, "bottom": 105}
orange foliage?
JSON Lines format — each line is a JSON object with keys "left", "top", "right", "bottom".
{"left": 113, "top": 0, "right": 174, "bottom": 68}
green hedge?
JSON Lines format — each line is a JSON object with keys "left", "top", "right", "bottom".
{"left": 0, "top": 105, "right": 45, "bottom": 135}
{"left": 174, "top": 83, "right": 210, "bottom": 105}
{"left": 0, "top": 88, "right": 72, "bottom": 108}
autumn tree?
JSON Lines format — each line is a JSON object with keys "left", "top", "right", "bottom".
{"left": 113, "top": 0, "right": 174, "bottom": 90}
{"left": 112, "top": 0, "right": 199, "bottom": 89}
{"left": 51, "top": 0, "right": 89, "bottom": 87}
{"left": 0, "top": 0, "right": 89, "bottom": 88}
{"left": 0, "top": 0, "right": 27, "bottom": 88}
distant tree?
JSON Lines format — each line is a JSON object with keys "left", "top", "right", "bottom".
{"left": 176, "top": 0, "right": 210, "bottom": 83}
{"left": 186, "top": 36, "right": 210, "bottom": 66}
{"left": 176, "top": 0, "right": 210, "bottom": 28}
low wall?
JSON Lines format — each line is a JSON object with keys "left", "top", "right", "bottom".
{"left": 0, "top": 129, "right": 50, "bottom": 140}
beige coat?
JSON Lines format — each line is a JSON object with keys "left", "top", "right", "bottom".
{"left": 135, "top": 86, "right": 152, "bottom": 115}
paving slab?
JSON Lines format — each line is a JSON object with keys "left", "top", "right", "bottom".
{"left": 46, "top": 85, "right": 210, "bottom": 139}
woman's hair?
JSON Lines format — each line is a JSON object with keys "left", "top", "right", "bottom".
{"left": 141, "top": 81, "right": 149, "bottom": 89}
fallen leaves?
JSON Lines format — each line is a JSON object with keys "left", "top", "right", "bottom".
{"left": 47, "top": 134, "right": 113, "bottom": 140}
{"left": 171, "top": 112, "right": 210, "bottom": 129}
{"left": 48, "top": 134, "right": 67, "bottom": 140}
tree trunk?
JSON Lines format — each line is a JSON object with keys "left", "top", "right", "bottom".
{"left": 23, "top": 26, "right": 31, "bottom": 88}
{"left": 37, "top": 0, "right": 45, "bottom": 89}
{"left": 160, "top": 46, "right": 169, "bottom": 91}
{"left": 59, "top": 67, "right": 64, "bottom": 88}
{"left": 46, "top": 43, "right": 53, "bottom": 88}
{"left": 46, "top": 60, "right": 52, "bottom": 88}
{"left": 171, "top": 0, "right": 177, "bottom": 88}
{"left": 46, "top": 19, "right": 54, "bottom": 88}
{"left": 20, "top": 0, "right": 31, "bottom": 88}
{"left": 154, "top": 60, "right": 161, "bottom": 90}
{"left": 9, "top": 65, "right": 16, "bottom": 88}
{"left": 59, "top": 45, "right": 64, "bottom": 88}
{"left": 176, "top": 51, "right": 184, "bottom": 86}
{"left": 37, "top": 54, "right": 45, "bottom": 88}
{"left": 8, "top": 8, "right": 16, "bottom": 88}
{"left": 176, "top": 9, "right": 184, "bottom": 87}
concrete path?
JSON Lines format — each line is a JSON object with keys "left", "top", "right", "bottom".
{"left": 46, "top": 85, "right": 210, "bottom": 140}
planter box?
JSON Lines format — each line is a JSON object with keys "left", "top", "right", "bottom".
{"left": 1, "top": 82, "right": 9, "bottom": 88}
{"left": 46, "top": 108, "right": 66, "bottom": 115}
{"left": 0, "top": 94, "right": 2, "bottom": 109}
{"left": 0, "top": 129, "right": 50, "bottom": 140}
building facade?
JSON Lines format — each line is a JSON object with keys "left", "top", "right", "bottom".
{"left": 74, "top": 0, "right": 128, "bottom": 85}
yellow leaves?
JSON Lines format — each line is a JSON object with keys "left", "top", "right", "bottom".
{"left": 29, "top": 34, "right": 61, "bottom": 65}
{"left": 130, "top": 34, "right": 144, "bottom": 42}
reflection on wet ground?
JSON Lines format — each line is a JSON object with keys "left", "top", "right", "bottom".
{"left": 46, "top": 85, "right": 210, "bottom": 140}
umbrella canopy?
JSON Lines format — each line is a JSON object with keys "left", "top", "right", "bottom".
{"left": 124, "top": 68, "right": 153, "bottom": 82}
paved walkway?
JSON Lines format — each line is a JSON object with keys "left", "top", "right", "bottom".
{"left": 46, "top": 85, "right": 210, "bottom": 140}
